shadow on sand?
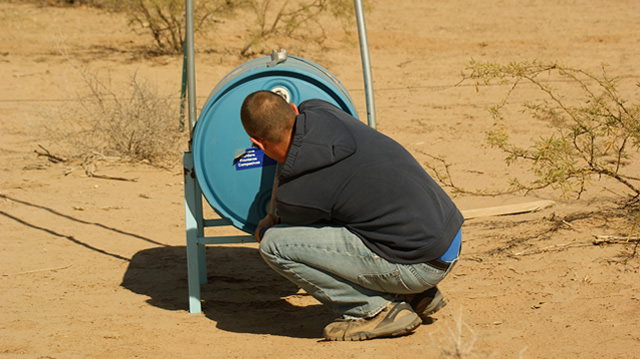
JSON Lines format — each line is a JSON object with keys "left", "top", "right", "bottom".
{"left": 121, "top": 245, "right": 333, "bottom": 339}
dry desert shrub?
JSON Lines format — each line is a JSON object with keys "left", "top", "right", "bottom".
{"left": 46, "top": 67, "right": 184, "bottom": 167}
{"left": 4, "top": 0, "right": 115, "bottom": 7}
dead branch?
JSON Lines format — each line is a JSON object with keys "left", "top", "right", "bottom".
{"left": 34, "top": 144, "right": 67, "bottom": 163}
{"left": 85, "top": 171, "right": 138, "bottom": 182}
{"left": 593, "top": 234, "right": 640, "bottom": 244}
{"left": 422, "top": 153, "right": 547, "bottom": 197}
{"left": 80, "top": 153, "right": 137, "bottom": 182}
{"left": 510, "top": 242, "right": 589, "bottom": 256}
{"left": 508, "top": 234, "right": 639, "bottom": 257}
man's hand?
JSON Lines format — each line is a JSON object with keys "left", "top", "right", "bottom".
{"left": 254, "top": 214, "right": 279, "bottom": 242}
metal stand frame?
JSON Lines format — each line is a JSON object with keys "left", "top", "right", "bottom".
{"left": 183, "top": 153, "right": 252, "bottom": 314}
{"left": 182, "top": 0, "right": 375, "bottom": 314}
{"left": 353, "top": 0, "right": 376, "bottom": 129}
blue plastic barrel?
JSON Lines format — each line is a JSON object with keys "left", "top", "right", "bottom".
{"left": 192, "top": 54, "right": 358, "bottom": 234}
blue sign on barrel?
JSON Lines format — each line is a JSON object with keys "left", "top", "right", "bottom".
{"left": 234, "top": 148, "right": 277, "bottom": 171}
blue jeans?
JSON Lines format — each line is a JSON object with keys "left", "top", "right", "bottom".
{"left": 259, "top": 225, "right": 456, "bottom": 318}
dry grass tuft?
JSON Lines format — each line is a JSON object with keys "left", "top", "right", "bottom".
{"left": 430, "top": 307, "right": 480, "bottom": 358}
{"left": 44, "top": 52, "right": 185, "bottom": 167}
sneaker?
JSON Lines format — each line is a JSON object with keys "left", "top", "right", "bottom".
{"left": 407, "top": 287, "right": 449, "bottom": 320}
{"left": 322, "top": 301, "right": 421, "bottom": 341}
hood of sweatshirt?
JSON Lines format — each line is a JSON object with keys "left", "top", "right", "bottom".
{"left": 279, "top": 100, "right": 356, "bottom": 180}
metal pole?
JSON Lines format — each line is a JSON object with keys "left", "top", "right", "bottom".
{"left": 185, "top": 0, "right": 197, "bottom": 147}
{"left": 353, "top": 0, "right": 376, "bottom": 129}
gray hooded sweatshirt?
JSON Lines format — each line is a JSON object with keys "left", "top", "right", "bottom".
{"left": 272, "top": 99, "right": 463, "bottom": 264}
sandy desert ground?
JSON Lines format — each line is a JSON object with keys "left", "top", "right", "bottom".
{"left": 1, "top": 1, "right": 639, "bottom": 358}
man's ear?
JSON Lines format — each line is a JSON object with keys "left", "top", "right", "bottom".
{"left": 250, "top": 137, "right": 266, "bottom": 151}
{"left": 290, "top": 102, "right": 299, "bottom": 115}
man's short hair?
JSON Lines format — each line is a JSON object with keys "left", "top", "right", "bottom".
{"left": 240, "top": 90, "right": 296, "bottom": 143}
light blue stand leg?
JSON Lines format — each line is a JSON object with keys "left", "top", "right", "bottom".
{"left": 182, "top": 153, "right": 255, "bottom": 314}
{"left": 195, "top": 184, "right": 207, "bottom": 285}
{"left": 184, "top": 152, "right": 204, "bottom": 314}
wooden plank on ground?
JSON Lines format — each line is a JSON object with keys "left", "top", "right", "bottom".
{"left": 461, "top": 200, "right": 555, "bottom": 220}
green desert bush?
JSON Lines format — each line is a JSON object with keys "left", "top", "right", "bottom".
{"left": 5, "top": 0, "right": 115, "bottom": 8}
{"left": 114, "top": 0, "right": 242, "bottom": 54}
{"left": 462, "top": 60, "right": 639, "bottom": 236}
{"left": 20, "top": 0, "right": 364, "bottom": 55}
{"left": 463, "top": 60, "right": 639, "bottom": 199}
{"left": 240, "top": 0, "right": 357, "bottom": 56}
{"left": 428, "top": 60, "right": 639, "bottom": 237}
{"left": 117, "top": 0, "right": 360, "bottom": 56}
